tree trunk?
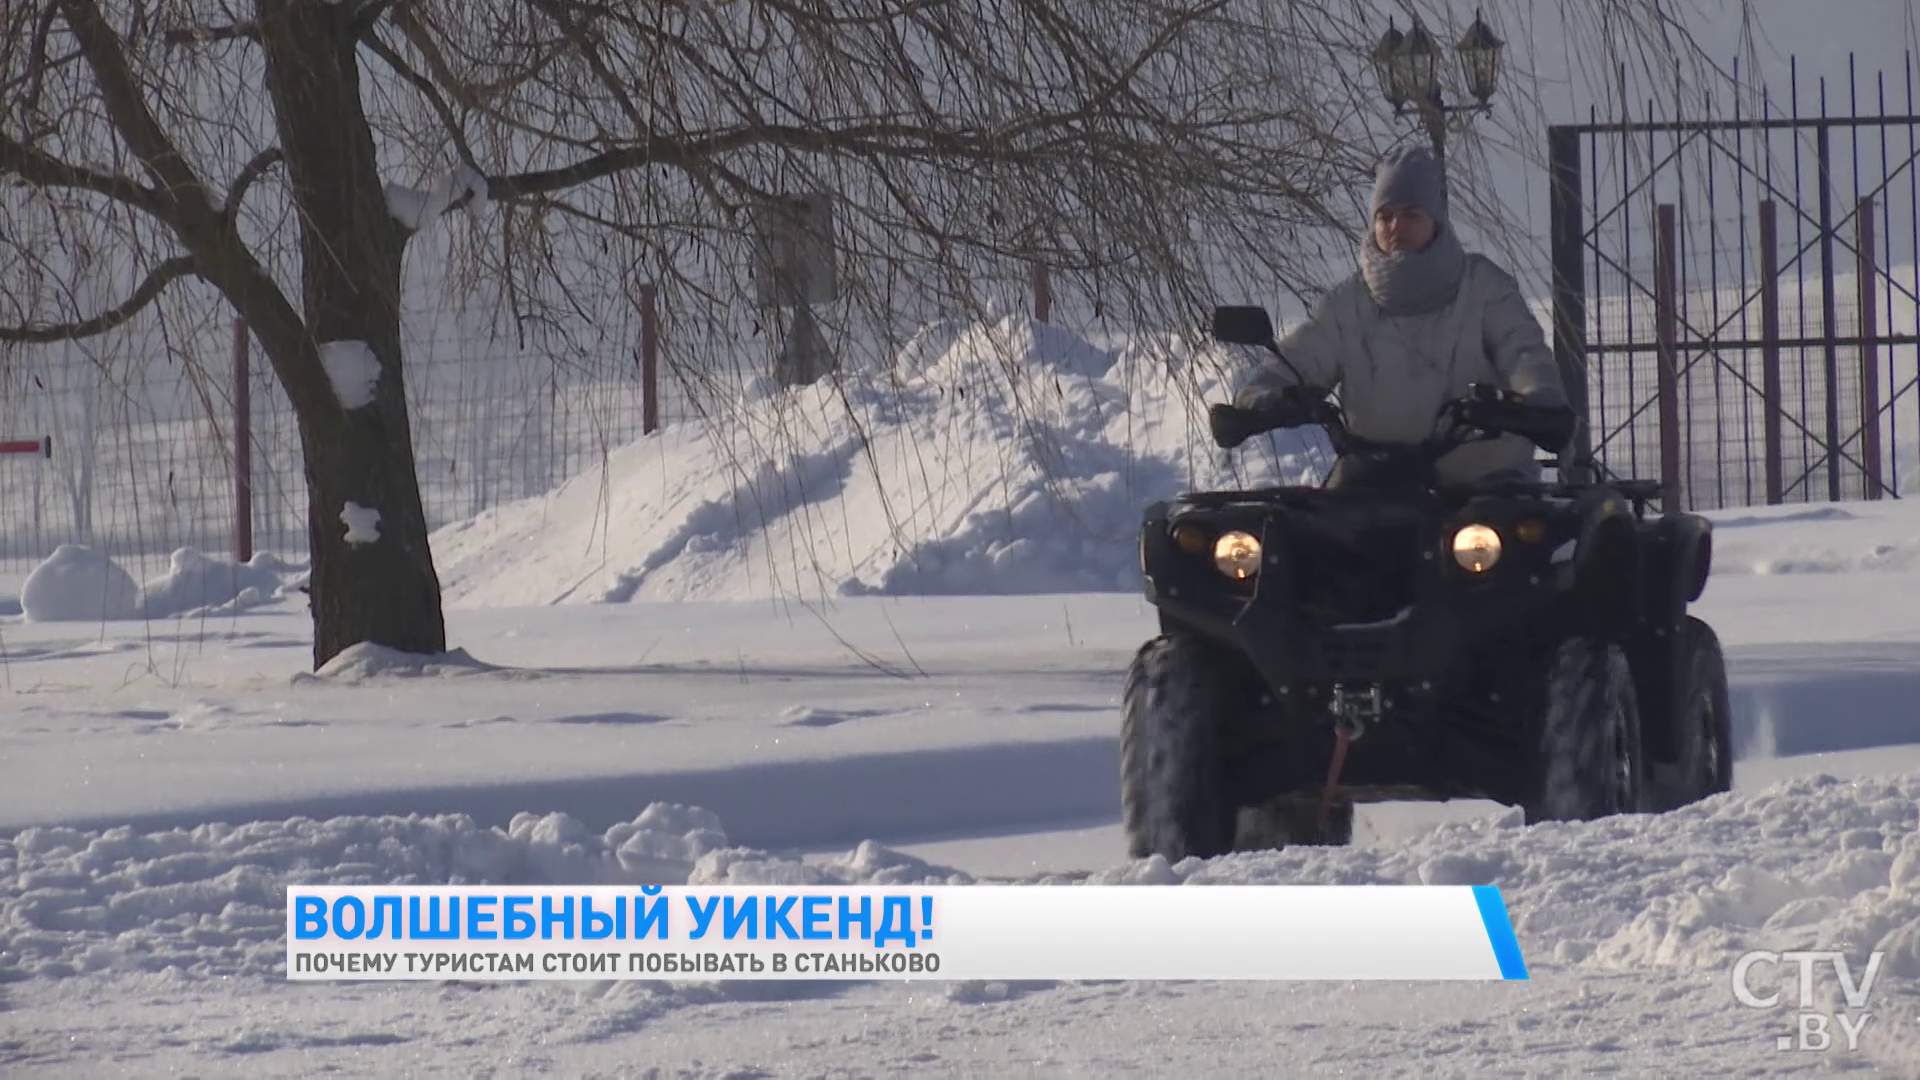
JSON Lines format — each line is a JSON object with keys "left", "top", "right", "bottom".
{"left": 255, "top": 0, "right": 446, "bottom": 669}
{"left": 301, "top": 402, "right": 446, "bottom": 669}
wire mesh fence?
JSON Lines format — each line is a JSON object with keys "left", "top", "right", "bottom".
{"left": 0, "top": 295, "right": 696, "bottom": 580}
{"left": 1553, "top": 53, "right": 1920, "bottom": 511}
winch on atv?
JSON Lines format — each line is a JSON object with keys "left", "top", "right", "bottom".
{"left": 1121, "top": 305, "right": 1733, "bottom": 862}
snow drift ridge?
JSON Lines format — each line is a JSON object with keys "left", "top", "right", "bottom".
{"left": 429, "top": 317, "right": 1326, "bottom": 607}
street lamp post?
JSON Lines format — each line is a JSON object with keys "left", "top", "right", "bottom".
{"left": 1370, "top": 11, "right": 1506, "bottom": 211}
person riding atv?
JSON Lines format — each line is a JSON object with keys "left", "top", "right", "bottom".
{"left": 1118, "top": 148, "right": 1732, "bottom": 863}
{"left": 1231, "top": 144, "right": 1576, "bottom": 487}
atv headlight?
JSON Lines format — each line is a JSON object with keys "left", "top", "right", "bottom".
{"left": 1213, "top": 530, "right": 1262, "bottom": 580}
{"left": 1451, "top": 524, "right": 1502, "bottom": 573}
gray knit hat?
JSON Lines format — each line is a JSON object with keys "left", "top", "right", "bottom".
{"left": 1370, "top": 145, "right": 1447, "bottom": 224}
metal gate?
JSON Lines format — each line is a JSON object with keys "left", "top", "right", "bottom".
{"left": 1548, "top": 57, "right": 1920, "bottom": 510}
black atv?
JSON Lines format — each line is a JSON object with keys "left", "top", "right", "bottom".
{"left": 1121, "top": 305, "right": 1733, "bottom": 861}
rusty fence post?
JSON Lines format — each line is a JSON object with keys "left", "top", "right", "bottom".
{"left": 1758, "top": 200, "right": 1784, "bottom": 505}
{"left": 1856, "top": 197, "right": 1884, "bottom": 499}
{"left": 232, "top": 317, "right": 253, "bottom": 563}
{"left": 639, "top": 282, "right": 659, "bottom": 435}
{"left": 1654, "top": 203, "right": 1684, "bottom": 511}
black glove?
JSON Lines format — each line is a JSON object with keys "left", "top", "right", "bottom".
{"left": 1519, "top": 404, "right": 1577, "bottom": 453}
{"left": 1450, "top": 385, "right": 1576, "bottom": 452}
{"left": 1239, "top": 383, "right": 1323, "bottom": 417}
{"left": 1211, "top": 386, "right": 1321, "bottom": 449}
{"left": 1209, "top": 403, "right": 1262, "bottom": 449}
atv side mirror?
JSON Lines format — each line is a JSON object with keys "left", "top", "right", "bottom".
{"left": 1211, "top": 306, "right": 1277, "bottom": 347}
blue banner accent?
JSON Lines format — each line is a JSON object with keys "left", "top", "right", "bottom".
{"left": 1471, "top": 885, "right": 1529, "bottom": 980}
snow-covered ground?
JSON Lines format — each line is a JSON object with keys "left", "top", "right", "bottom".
{"left": 4, "top": 5, "right": 1918, "bottom": 1071}
{"left": 7, "top": 305, "right": 1920, "bottom": 1074}
{"left": 7, "top": 490, "right": 1920, "bottom": 1074}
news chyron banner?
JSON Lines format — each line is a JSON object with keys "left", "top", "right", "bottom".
{"left": 288, "top": 884, "right": 1529, "bottom": 982}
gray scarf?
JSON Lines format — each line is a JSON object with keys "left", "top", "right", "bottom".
{"left": 1358, "top": 226, "right": 1466, "bottom": 317}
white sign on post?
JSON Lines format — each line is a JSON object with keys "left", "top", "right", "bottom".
{"left": 752, "top": 192, "right": 838, "bottom": 309}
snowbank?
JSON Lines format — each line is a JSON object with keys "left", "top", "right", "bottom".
{"left": 1075, "top": 774, "right": 1920, "bottom": 990}
{"left": 431, "top": 317, "right": 1325, "bottom": 606}
{"left": 307, "top": 642, "right": 493, "bottom": 681}
{"left": 21, "top": 545, "right": 140, "bottom": 621}
{"left": 138, "top": 549, "right": 306, "bottom": 618}
{"left": 9, "top": 774, "right": 1920, "bottom": 988}
{"left": 19, "top": 545, "right": 306, "bottom": 622}
{"left": 0, "top": 802, "right": 953, "bottom": 980}
{"left": 1701, "top": 502, "right": 1920, "bottom": 577}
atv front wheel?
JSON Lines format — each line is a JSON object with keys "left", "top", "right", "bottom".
{"left": 1525, "top": 636, "right": 1644, "bottom": 823}
{"left": 1121, "top": 634, "right": 1247, "bottom": 860}
{"left": 1647, "top": 616, "right": 1733, "bottom": 810}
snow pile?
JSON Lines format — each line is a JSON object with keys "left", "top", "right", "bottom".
{"left": 21, "top": 544, "right": 141, "bottom": 621}
{"left": 306, "top": 642, "right": 494, "bottom": 682}
{"left": 691, "top": 841, "right": 973, "bottom": 889}
{"left": 1703, "top": 503, "right": 1920, "bottom": 576}
{"left": 12, "top": 773, "right": 1920, "bottom": 995}
{"left": 138, "top": 549, "right": 306, "bottom": 619}
{"left": 696, "top": 773, "right": 1920, "bottom": 988}
{"left": 431, "top": 317, "right": 1326, "bottom": 606}
{"left": 0, "top": 803, "right": 734, "bottom": 980}
{"left": 19, "top": 546, "right": 307, "bottom": 622}
{"left": 1152, "top": 774, "right": 1920, "bottom": 985}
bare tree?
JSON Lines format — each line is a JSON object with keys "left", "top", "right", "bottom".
{"left": 0, "top": 0, "right": 1718, "bottom": 668}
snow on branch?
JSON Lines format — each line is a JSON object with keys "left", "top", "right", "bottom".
{"left": 384, "top": 164, "right": 489, "bottom": 233}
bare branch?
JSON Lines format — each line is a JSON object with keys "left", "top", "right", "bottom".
{"left": 360, "top": 32, "right": 482, "bottom": 170}
{"left": 522, "top": 0, "right": 647, "bottom": 133}
{"left": 0, "top": 254, "right": 194, "bottom": 343}
{"left": 483, "top": 119, "right": 1061, "bottom": 201}
{"left": 0, "top": 129, "right": 163, "bottom": 215}
{"left": 386, "top": 2, "right": 592, "bottom": 148}
{"left": 161, "top": 22, "right": 258, "bottom": 47}
{"left": 57, "top": 0, "right": 221, "bottom": 222}
{"left": 18, "top": 1, "right": 60, "bottom": 123}
{"left": 222, "top": 145, "right": 282, "bottom": 228}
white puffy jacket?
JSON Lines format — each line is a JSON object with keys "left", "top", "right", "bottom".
{"left": 1235, "top": 255, "right": 1569, "bottom": 486}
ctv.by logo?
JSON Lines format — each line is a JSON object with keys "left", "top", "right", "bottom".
{"left": 1732, "top": 950, "right": 1884, "bottom": 1052}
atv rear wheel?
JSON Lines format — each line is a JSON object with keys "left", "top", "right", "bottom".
{"left": 1525, "top": 636, "right": 1644, "bottom": 823}
{"left": 1121, "top": 634, "right": 1247, "bottom": 860}
{"left": 1647, "top": 616, "right": 1733, "bottom": 810}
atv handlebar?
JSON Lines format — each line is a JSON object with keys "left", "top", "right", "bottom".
{"left": 1435, "top": 385, "right": 1578, "bottom": 454}
{"left": 1209, "top": 383, "right": 1575, "bottom": 459}
{"left": 1208, "top": 391, "right": 1336, "bottom": 450}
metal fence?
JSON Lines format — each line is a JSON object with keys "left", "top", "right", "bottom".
{"left": 1549, "top": 55, "right": 1920, "bottom": 510}
{"left": 0, "top": 243, "right": 1074, "bottom": 585}
{"left": 0, "top": 298, "right": 684, "bottom": 579}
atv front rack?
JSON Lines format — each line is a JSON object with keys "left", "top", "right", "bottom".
{"left": 1175, "top": 475, "right": 1665, "bottom": 512}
